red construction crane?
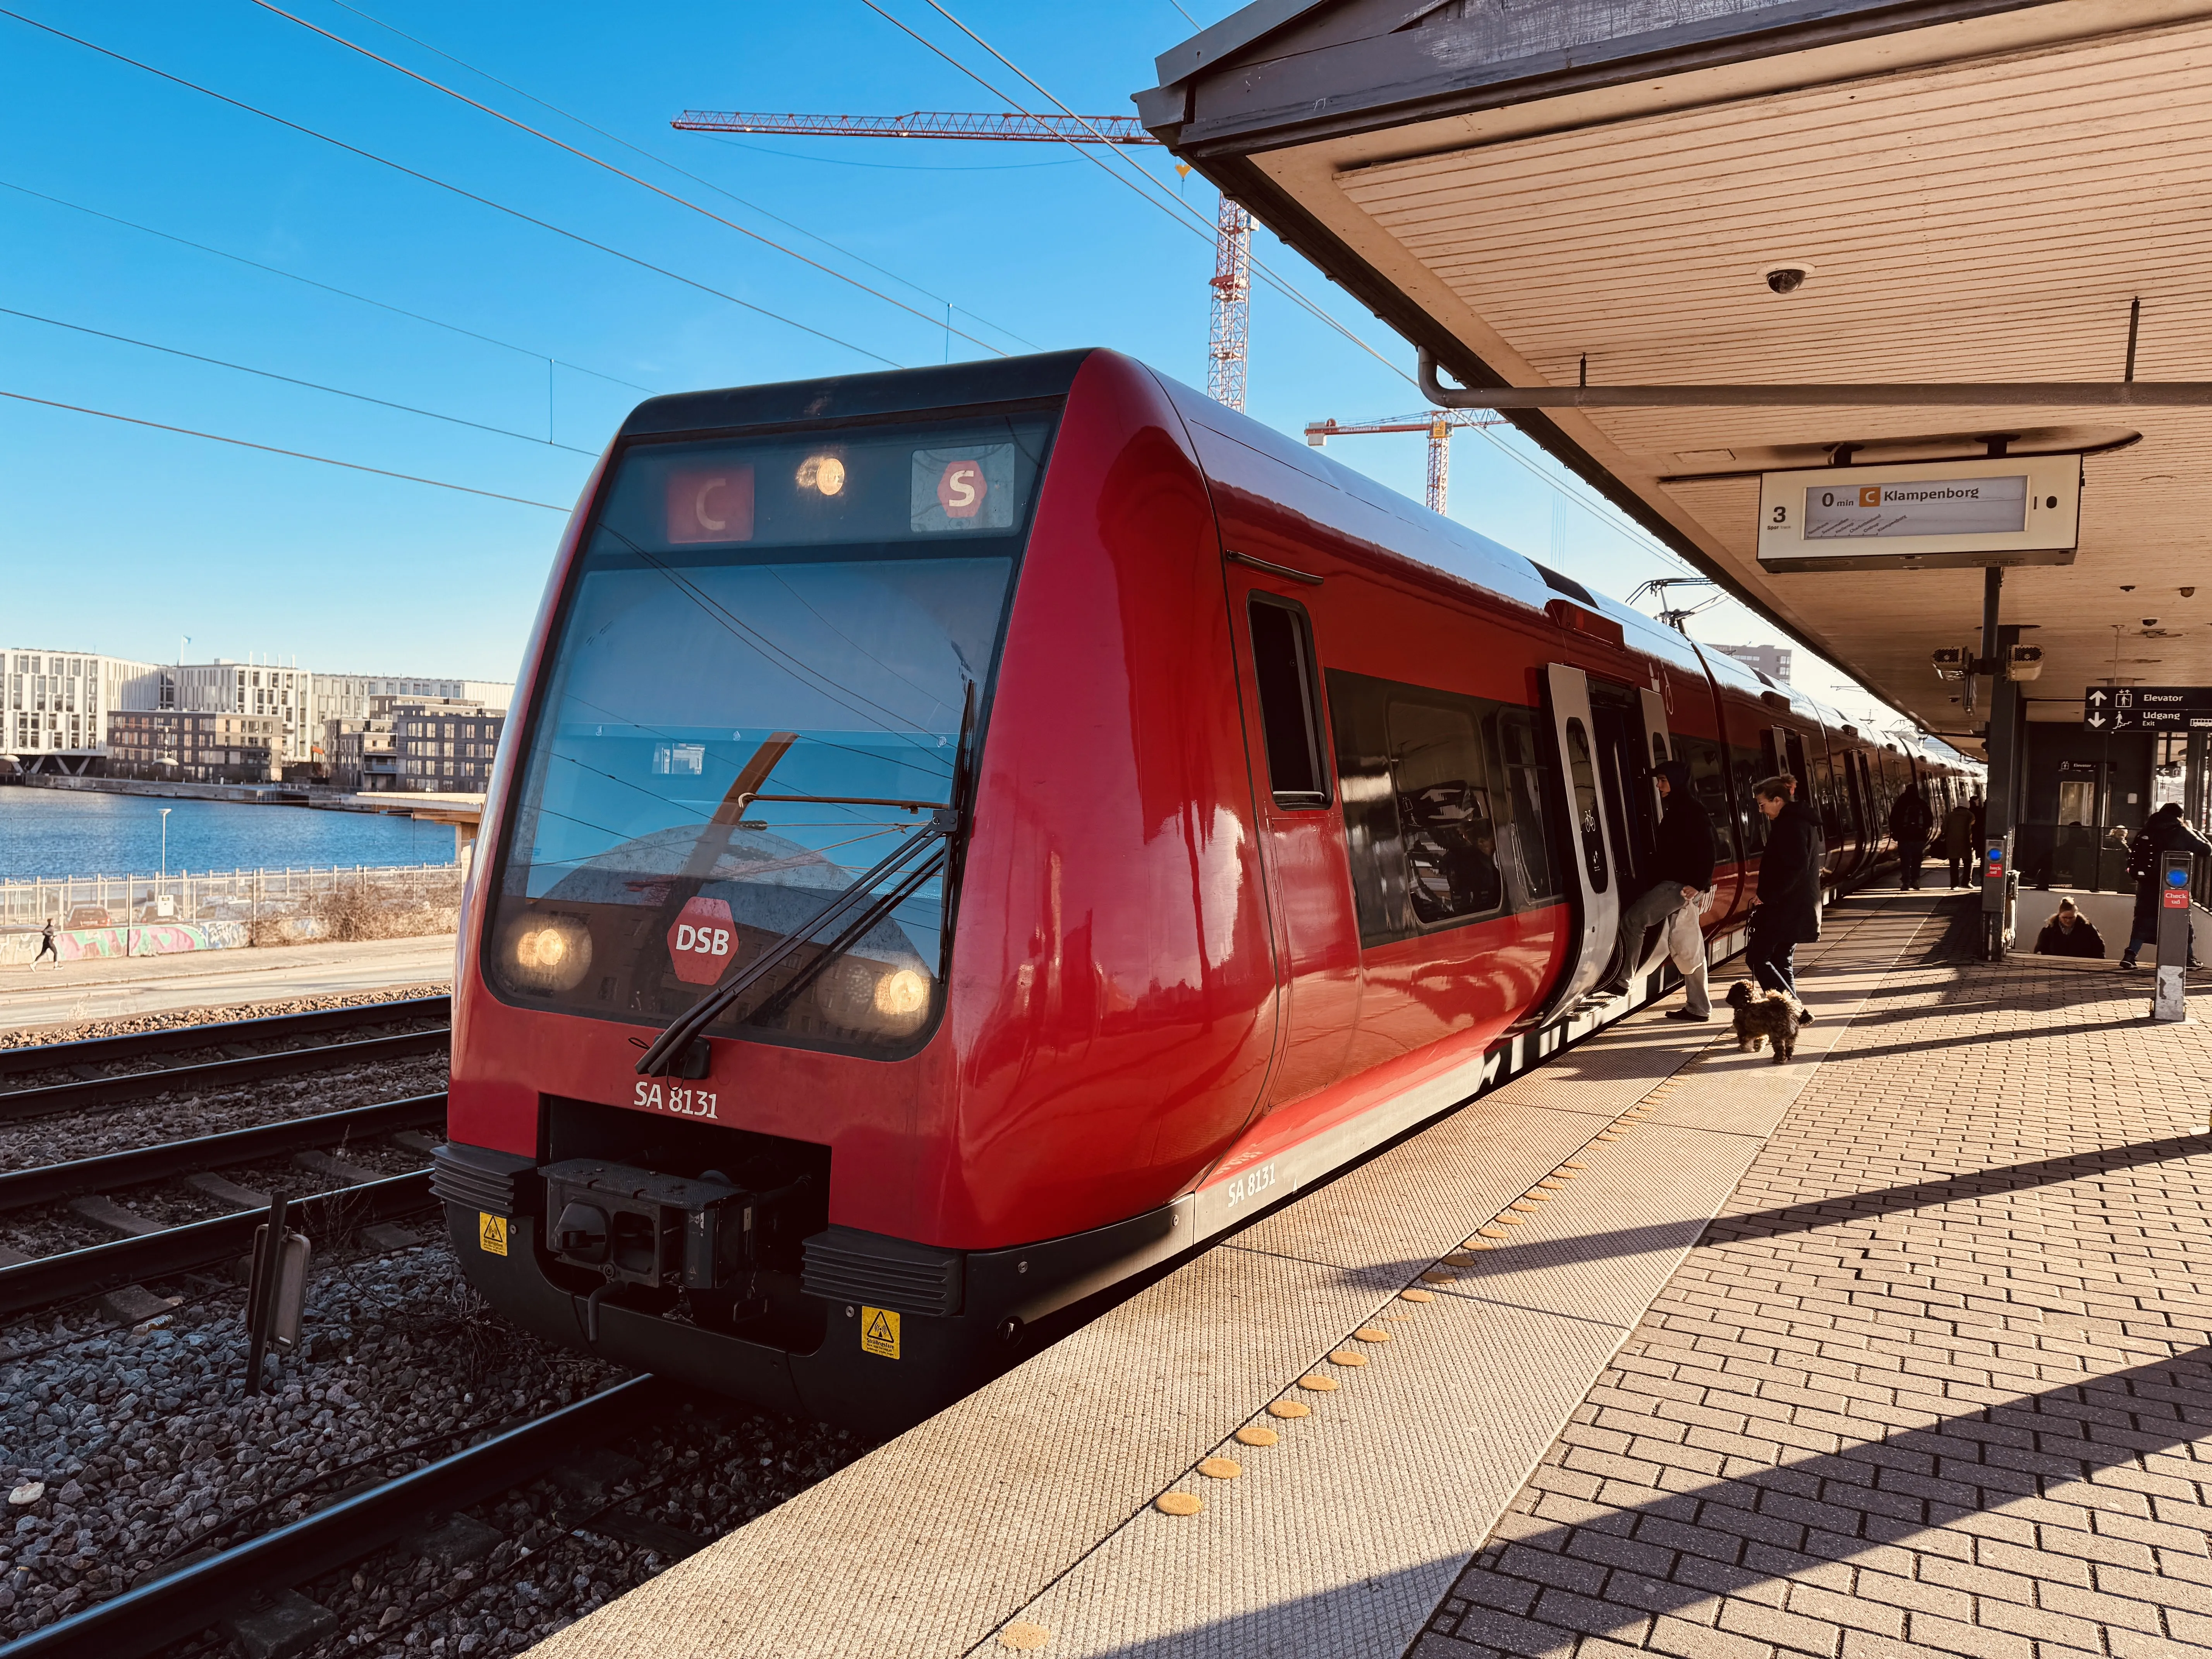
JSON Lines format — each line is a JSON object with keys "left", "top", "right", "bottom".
{"left": 671, "top": 108, "right": 1254, "bottom": 412}
{"left": 1304, "top": 410, "right": 1503, "bottom": 515}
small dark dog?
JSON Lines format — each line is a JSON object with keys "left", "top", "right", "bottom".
{"left": 1726, "top": 980, "right": 1799, "bottom": 1063}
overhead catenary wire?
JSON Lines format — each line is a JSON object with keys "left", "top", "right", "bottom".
{"left": 868, "top": 0, "right": 1711, "bottom": 589}
{"left": 0, "top": 7, "right": 901, "bottom": 368}
{"left": 0, "top": 304, "right": 600, "bottom": 455}
{"left": 319, "top": 0, "right": 1042, "bottom": 352}
{"left": 0, "top": 177, "right": 654, "bottom": 393}
{"left": 0, "top": 389, "right": 567, "bottom": 510}
{"left": 247, "top": 0, "right": 1010, "bottom": 358}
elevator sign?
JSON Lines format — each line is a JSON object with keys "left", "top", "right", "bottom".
{"left": 1755, "top": 454, "right": 2081, "bottom": 572}
{"left": 2083, "top": 686, "right": 2212, "bottom": 732}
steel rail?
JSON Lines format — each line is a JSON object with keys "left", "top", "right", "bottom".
{"left": 0, "top": 996, "right": 449, "bottom": 1079}
{"left": 0, "top": 1374, "right": 666, "bottom": 1659}
{"left": 0, "top": 1170, "right": 436, "bottom": 1317}
{"left": 0, "top": 1094, "right": 446, "bottom": 1213}
{"left": 0, "top": 1029, "right": 448, "bottom": 1122}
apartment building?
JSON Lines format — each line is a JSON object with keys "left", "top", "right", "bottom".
{"left": 3, "top": 649, "right": 162, "bottom": 771}
{"left": 389, "top": 698, "right": 507, "bottom": 793}
{"left": 108, "top": 710, "right": 282, "bottom": 784}
{"left": 1710, "top": 643, "right": 1795, "bottom": 685}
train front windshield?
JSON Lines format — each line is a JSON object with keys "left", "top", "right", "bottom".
{"left": 488, "top": 413, "right": 1052, "bottom": 1054}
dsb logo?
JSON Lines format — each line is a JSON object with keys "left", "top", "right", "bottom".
{"left": 668, "top": 896, "right": 736, "bottom": 986}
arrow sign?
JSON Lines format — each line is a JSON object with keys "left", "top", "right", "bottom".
{"left": 2087, "top": 713, "right": 2106, "bottom": 729}
{"left": 2088, "top": 689, "right": 2107, "bottom": 706}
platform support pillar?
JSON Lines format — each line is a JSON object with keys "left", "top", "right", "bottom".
{"left": 1980, "top": 567, "right": 2024, "bottom": 958}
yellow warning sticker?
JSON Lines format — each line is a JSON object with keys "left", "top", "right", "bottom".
{"left": 860, "top": 1305, "right": 901, "bottom": 1359}
{"left": 478, "top": 1212, "right": 508, "bottom": 1257}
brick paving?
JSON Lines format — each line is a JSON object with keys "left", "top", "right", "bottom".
{"left": 1413, "top": 895, "right": 2212, "bottom": 1659}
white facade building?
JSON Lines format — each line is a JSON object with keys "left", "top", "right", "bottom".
{"left": 1710, "top": 643, "right": 1794, "bottom": 685}
{"left": 4, "top": 649, "right": 162, "bottom": 767}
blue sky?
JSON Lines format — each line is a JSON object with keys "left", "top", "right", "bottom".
{"left": 0, "top": 0, "right": 1892, "bottom": 723}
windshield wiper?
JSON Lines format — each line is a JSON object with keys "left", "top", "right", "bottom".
{"left": 635, "top": 807, "right": 957, "bottom": 1077}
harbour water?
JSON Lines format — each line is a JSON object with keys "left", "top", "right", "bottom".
{"left": 0, "top": 788, "right": 459, "bottom": 880}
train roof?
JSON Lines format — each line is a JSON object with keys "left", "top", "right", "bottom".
{"left": 616, "top": 350, "right": 1099, "bottom": 440}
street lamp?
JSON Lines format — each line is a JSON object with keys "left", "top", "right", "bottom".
{"left": 159, "top": 807, "right": 172, "bottom": 884}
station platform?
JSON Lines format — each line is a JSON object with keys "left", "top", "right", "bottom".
{"left": 533, "top": 890, "right": 2212, "bottom": 1659}
{"left": 0, "top": 931, "right": 455, "bottom": 1030}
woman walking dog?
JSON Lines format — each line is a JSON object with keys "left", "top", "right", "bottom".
{"left": 1746, "top": 776, "right": 1823, "bottom": 1022}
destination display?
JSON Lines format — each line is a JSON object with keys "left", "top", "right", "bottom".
{"left": 1755, "top": 454, "right": 2081, "bottom": 572}
{"left": 2083, "top": 686, "right": 2212, "bottom": 732}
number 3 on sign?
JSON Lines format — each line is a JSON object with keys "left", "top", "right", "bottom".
{"left": 1769, "top": 504, "right": 1789, "bottom": 527}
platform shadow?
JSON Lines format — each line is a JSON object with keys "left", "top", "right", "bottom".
{"left": 1044, "top": 1341, "right": 2211, "bottom": 1659}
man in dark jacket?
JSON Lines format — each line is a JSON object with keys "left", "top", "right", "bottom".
{"left": 1888, "top": 785, "right": 1932, "bottom": 890}
{"left": 1599, "top": 759, "right": 1717, "bottom": 1019}
{"left": 1747, "top": 774, "right": 1823, "bottom": 1020}
{"left": 2119, "top": 802, "right": 2211, "bottom": 969}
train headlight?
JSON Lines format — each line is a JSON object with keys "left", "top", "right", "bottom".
{"left": 873, "top": 967, "right": 929, "bottom": 1025}
{"left": 502, "top": 913, "right": 593, "bottom": 993}
{"left": 813, "top": 958, "right": 933, "bottom": 1035}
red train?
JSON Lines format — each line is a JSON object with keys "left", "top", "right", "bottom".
{"left": 435, "top": 349, "right": 1974, "bottom": 1431}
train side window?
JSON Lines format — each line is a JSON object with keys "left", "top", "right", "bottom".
{"left": 1386, "top": 698, "right": 1502, "bottom": 924}
{"left": 1731, "top": 743, "right": 1769, "bottom": 852}
{"left": 1563, "top": 717, "right": 1607, "bottom": 894}
{"left": 1247, "top": 596, "right": 1330, "bottom": 809}
{"left": 1678, "top": 735, "right": 1738, "bottom": 864}
{"left": 1496, "top": 707, "right": 1561, "bottom": 903}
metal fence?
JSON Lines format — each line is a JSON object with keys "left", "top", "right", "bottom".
{"left": 0, "top": 864, "right": 462, "bottom": 931}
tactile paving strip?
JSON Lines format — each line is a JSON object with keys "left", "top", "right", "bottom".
{"left": 528, "top": 898, "right": 1924, "bottom": 1659}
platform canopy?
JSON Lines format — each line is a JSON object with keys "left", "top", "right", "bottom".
{"left": 1139, "top": 0, "right": 2212, "bottom": 756}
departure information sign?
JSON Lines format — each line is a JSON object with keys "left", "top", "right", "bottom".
{"left": 2083, "top": 686, "right": 2212, "bottom": 732}
{"left": 1756, "top": 454, "right": 2080, "bottom": 572}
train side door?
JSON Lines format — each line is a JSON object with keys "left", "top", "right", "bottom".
{"left": 1528, "top": 664, "right": 1622, "bottom": 1026}
{"left": 1226, "top": 571, "right": 1361, "bottom": 1109}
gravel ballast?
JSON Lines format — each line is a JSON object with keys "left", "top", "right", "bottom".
{"left": 0, "top": 1238, "right": 871, "bottom": 1652}
{"left": 0, "top": 984, "right": 452, "bottom": 1052}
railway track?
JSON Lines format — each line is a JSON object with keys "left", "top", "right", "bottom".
{"left": 0, "top": 998, "right": 449, "bottom": 1123}
{"left": 0, "top": 1094, "right": 447, "bottom": 1318}
{"left": 0, "top": 1375, "right": 667, "bottom": 1659}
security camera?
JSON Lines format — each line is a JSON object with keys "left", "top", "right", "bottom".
{"left": 2184, "top": 587, "right": 2198, "bottom": 598}
{"left": 1764, "top": 267, "right": 1810, "bottom": 294}
{"left": 2005, "top": 644, "right": 2044, "bottom": 681}
{"left": 1932, "top": 646, "right": 1969, "bottom": 680}
{"left": 2143, "top": 618, "right": 2160, "bottom": 628}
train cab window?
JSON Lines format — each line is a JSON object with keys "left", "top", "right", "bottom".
{"left": 1563, "top": 717, "right": 1608, "bottom": 893}
{"left": 1386, "top": 699, "right": 1502, "bottom": 923}
{"left": 1247, "top": 596, "right": 1330, "bottom": 809}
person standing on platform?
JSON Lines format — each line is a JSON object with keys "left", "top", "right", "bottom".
{"left": 1969, "top": 792, "right": 1986, "bottom": 849}
{"left": 1597, "top": 759, "right": 1716, "bottom": 1019}
{"left": 2119, "top": 802, "right": 2211, "bottom": 970}
{"left": 32, "top": 919, "right": 59, "bottom": 969}
{"left": 1941, "top": 797, "right": 1976, "bottom": 888}
{"left": 1889, "top": 784, "right": 1932, "bottom": 890}
{"left": 1746, "top": 775, "right": 1822, "bottom": 1022}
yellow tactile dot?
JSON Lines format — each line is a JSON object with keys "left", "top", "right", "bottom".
{"left": 1562, "top": 1160, "right": 1587, "bottom": 1170}
{"left": 1476, "top": 1226, "right": 1508, "bottom": 1239}
{"left": 1198, "top": 1456, "right": 1242, "bottom": 1479}
{"left": 1354, "top": 1327, "right": 1391, "bottom": 1342}
{"left": 1329, "top": 1350, "right": 1367, "bottom": 1367}
{"left": 1400, "top": 1287, "right": 1435, "bottom": 1302}
{"left": 1236, "top": 1425, "right": 1280, "bottom": 1446}
{"left": 1422, "top": 1267, "right": 1458, "bottom": 1281}
{"left": 1461, "top": 1239, "right": 1493, "bottom": 1250}
{"left": 997, "top": 1621, "right": 1052, "bottom": 1651}
{"left": 1444, "top": 1253, "right": 1479, "bottom": 1266}
{"left": 1299, "top": 1374, "right": 1339, "bottom": 1391}
{"left": 1595, "top": 1133, "right": 1622, "bottom": 1142}
{"left": 1496, "top": 1214, "right": 1528, "bottom": 1224}
{"left": 1537, "top": 1179, "right": 1566, "bottom": 1190}
{"left": 1267, "top": 1400, "right": 1310, "bottom": 1419}
{"left": 1156, "top": 1492, "right": 1204, "bottom": 1515}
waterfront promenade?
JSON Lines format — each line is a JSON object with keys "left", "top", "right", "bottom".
{"left": 0, "top": 932, "right": 455, "bottom": 1030}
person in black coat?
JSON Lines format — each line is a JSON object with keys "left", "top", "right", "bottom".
{"left": 2119, "top": 802, "right": 2212, "bottom": 969}
{"left": 1599, "top": 759, "right": 1717, "bottom": 1018}
{"left": 2033, "top": 898, "right": 2105, "bottom": 959}
{"left": 1887, "top": 785, "right": 1931, "bottom": 891}
{"left": 1746, "top": 775, "right": 1823, "bottom": 1020}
